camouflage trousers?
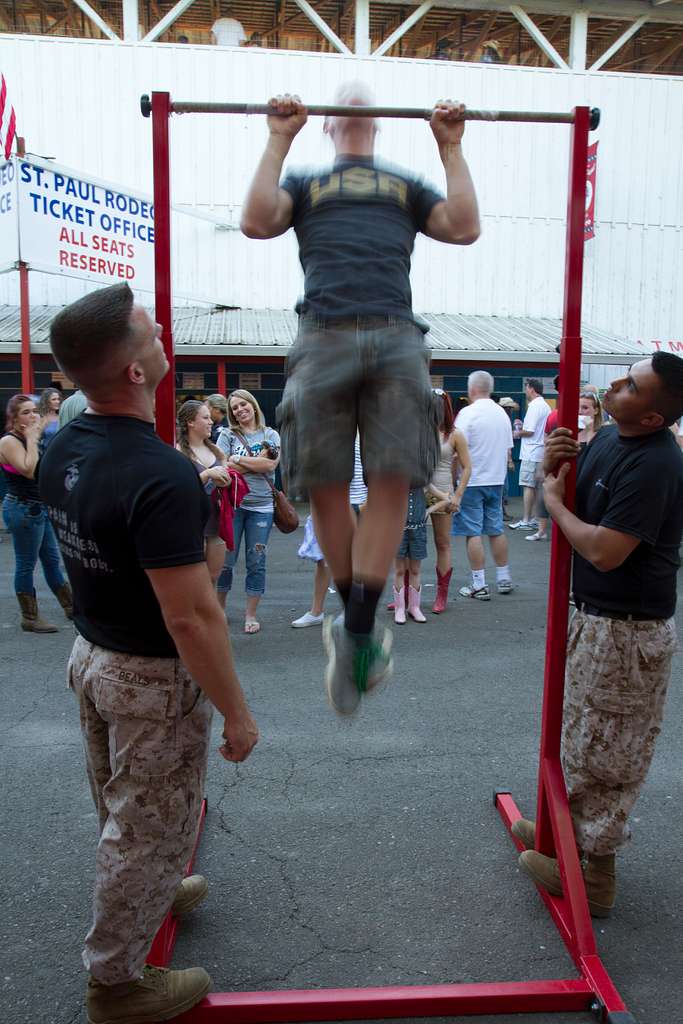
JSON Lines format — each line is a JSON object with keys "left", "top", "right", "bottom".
{"left": 68, "top": 634, "right": 213, "bottom": 984}
{"left": 562, "top": 610, "right": 677, "bottom": 857}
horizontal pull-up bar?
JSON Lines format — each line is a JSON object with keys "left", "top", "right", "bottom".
{"left": 140, "top": 95, "right": 600, "bottom": 130}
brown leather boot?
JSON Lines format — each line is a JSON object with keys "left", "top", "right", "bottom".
{"left": 16, "top": 593, "right": 58, "bottom": 633}
{"left": 54, "top": 582, "right": 74, "bottom": 619}
{"left": 518, "top": 849, "right": 616, "bottom": 918}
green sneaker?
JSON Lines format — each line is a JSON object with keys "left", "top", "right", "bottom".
{"left": 86, "top": 964, "right": 211, "bottom": 1024}
{"left": 323, "top": 614, "right": 393, "bottom": 716}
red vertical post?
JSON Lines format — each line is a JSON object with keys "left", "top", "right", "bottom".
{"left": 217, "top": 358, "right": 227, "bottom": 397}
{"left": 151, "top": 92, "right": 175, "bottom": 444}
{"left": 16, "top": 136, "right": 33, "bottom": 395}
{"left": 534, "top": 107, "right": 594, "bottom": 957}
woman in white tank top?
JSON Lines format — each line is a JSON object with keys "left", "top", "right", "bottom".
{"left": 426, "top": 390, "right": 471, "bottom": 613}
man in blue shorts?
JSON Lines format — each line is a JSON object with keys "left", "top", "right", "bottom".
{"left": 240, "top": 81, "right": 480, "bottom": 714}
{"left": 452, "top": 371, "right": 515, "bottom": 600}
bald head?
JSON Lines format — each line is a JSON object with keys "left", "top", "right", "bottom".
{"left": 325, "top": 80, "right": 377, "bottom": 153}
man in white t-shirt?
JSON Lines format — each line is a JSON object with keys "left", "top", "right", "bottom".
{"left": 509, "top": 378, "right": 551, "bottom": 530}
{"left": 451, "top": 371, "right": 515, "bottom": 600}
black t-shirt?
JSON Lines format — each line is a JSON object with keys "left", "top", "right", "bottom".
{"left": 280, "top": 155, "right": 443, "bottom": 320}
{"left": 573, "top": 425, "right": 683, "bottom": 619}
{"left": 38, "top": 414, "right": 209, "bottom": 657}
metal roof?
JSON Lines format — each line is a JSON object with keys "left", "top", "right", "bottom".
{"left": 0, "top": 305, "right": 644, "bottom": 364}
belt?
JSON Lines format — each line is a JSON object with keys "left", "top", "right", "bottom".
{"left": 574, "top": 600, "right": 661, "bottom": 623}
{"left": 299, "top": 313, "right": 407, "bottom": 329}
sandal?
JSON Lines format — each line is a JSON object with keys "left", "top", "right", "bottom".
{"left": 244, "top": 619, "right": 261, "bottom": 634}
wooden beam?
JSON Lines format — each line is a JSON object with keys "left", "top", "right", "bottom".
{"left": 648, "top": 33, "right": 683, "bottom": 69}
{"left": 122, "top": 0, "right": 138, "bottom": 41}
{"left": 291, "top": 0, "right": 352, "bottom": 53}
{"left": 70, "top": 0, "right": 119, "bottom": 40}
{"left": 460, "top": 13, "right": 497, "bottom": 58}
{"left": 588, "top": 15, "right": 648, "bottom": 70}
{"left": 569, "top": 10, "right": 588, "bottom": 68}
{"left": 369, "top": 0, "right": 683, "bottom": 29}
{"left": 142, "top": 0, "right": 197, "bottom": 42}
{"left": 510, "top": 5, "right": 569, "bottom": 69}
{"left": 373, "top": 0, "right": 434, "bottom": 56}
{"left": 355, "top": 0, "right": 370, "bottom": 54}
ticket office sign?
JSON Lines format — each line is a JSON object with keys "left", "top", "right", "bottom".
{"left": 16, "top": 156, "right": 155, "bottom": 291}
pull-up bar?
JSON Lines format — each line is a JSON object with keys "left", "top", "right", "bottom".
{"left": 140, "top": 94, "right": 601, "bottom": 130}
{"left": 142, "top": 93, "right": 635, "bottom": 1022}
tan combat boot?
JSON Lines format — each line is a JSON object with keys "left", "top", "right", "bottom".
{"left": 86, "top": 964, "right": 211, "bottom": 1024}
{"left": 510, "top": 817, "right": 536, "bottom": 849}
{"left": 519, "top": 848, "right": 616, "bottom": 918}
{"left": 171, "top": 874, "right": 208, "bottom": 917}
{"left": 16, "top": 593, "right": 58, "bottom": 633}
{"left": 55, "top": 582, "right": 74, "bottom": 620}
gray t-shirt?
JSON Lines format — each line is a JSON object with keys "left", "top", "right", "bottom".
{"left": 217, "top": 427, "right": 280, "bottom": 512}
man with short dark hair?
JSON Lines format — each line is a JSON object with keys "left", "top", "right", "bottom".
{"left": 240, "top": 81, "right": 480, "bottom": 714}
{"left": 509, "top": 378, "right": 550, "bottom": 532}
{"left": 40, "top": 283, "right": 258, "bottom": 1024}
{"left": 513, "top": 354, "right": 683, "bottom": 917}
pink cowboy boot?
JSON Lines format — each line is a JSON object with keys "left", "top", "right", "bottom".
{"left": 393, "top": 586, "right": 406, "bottom": 625}
{"left": 408, "top": 586, "right": 427, "bottom": 623}
{"left": 388, "top": 570, "right": 410, "bottom": 611}
{"left": 432, "top": 568, "right": 452, "bottom": 614}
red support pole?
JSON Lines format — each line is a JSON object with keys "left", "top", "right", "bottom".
{"left": 534, "top": 106, "right": 594, "bottom": 959}
{"left": 19, "top": 263, "right": 32, "bottom": 395}
{"left": 17, "top": 136, "right": 33, "bottom": 395}
{"left": 217, "top": 358, "right": 227, "bottom": 397}
{"left": 151, "top": 92, "right": 175, "bottom": 444}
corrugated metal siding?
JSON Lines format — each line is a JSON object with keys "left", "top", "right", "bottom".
{"left": 0, "top": 35, "right": 681, "bottom": 343}
{"left": 0, "top": 304, "right": 646, "bottom": 361}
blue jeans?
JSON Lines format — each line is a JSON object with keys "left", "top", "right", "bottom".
{"left": 217, "top": 507, "right": 274, "bottom": 596}
{"left": 2, "top": 496, "right": 66, "bottom": 595}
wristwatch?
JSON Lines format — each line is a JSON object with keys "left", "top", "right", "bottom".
{"left": 233, "top": 455, "right": 241, "bottom": 464}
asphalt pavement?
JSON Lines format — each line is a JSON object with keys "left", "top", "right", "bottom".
{"left": 1, "top": 502, "right": 681, "bottom": 1024}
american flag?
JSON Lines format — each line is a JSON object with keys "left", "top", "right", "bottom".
{"left": 0, "top": 74, "right": 17, "bottom": 160}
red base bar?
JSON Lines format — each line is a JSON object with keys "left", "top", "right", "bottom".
{"left": 176, "top": 979, "right": 593, "bottom": 1023}
{"left": 145, "top": 791, "right": 633, "bottom": 1023}
{"left": 147, "top": 799, "right": 208, "bottom": 968}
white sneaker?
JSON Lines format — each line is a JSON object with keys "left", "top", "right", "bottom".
{"left": 291, "top": 611, "right": 325, "bottom": 628}
{"left": 458, "top": 584, "right": 491, "bottom": 601}
{"left": 496, "top": 579, "right": 515, "bottom": 595}
{"left": 525, "top": 532, "right": 548, "bottom": 541}
{"left": 508, "top": 520, "right": 536, "bottom": 530}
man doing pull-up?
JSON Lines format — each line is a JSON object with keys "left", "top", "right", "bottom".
{"left": 241, "top": 82, "right": 480, "bottom": 714}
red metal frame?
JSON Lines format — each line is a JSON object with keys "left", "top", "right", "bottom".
{"left": 16, "top": 137, "right": 33, "bottom": 395}
{"left": 151, "top": 92, "right": 175, "bottom": 444}
{"left": 148, "top": 99, "right": 633, "bottom": 1022}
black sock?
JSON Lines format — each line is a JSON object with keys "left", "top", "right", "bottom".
{"left": 344, "top": 580, "right": 383, "bottom": 636}
{"left": 335, "top": 579, "right": 351, "bottom": 609}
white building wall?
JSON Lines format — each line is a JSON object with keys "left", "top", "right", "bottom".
{"left": 0, "top": 35, "right": 682, "bottom": 344}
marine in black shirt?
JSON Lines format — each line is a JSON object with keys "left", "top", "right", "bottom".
{"left": 40, "top": 413, "right": 209, "bottom": 658}
{"left": 516, "top": 353, "right": 683, "bottom": 919}
{"left": 39, "top": 283, "right": 258, "bottom": 1023}
{"left": 572, "top": 423, "right": 683, "bottom": 619}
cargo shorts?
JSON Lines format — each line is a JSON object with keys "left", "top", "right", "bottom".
{"left": 278, "top": 314, "right": 441, "bottom": 491}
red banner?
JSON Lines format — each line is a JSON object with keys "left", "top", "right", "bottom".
{"left": 585, "top": 141, "right": 598, "bottom": 241}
